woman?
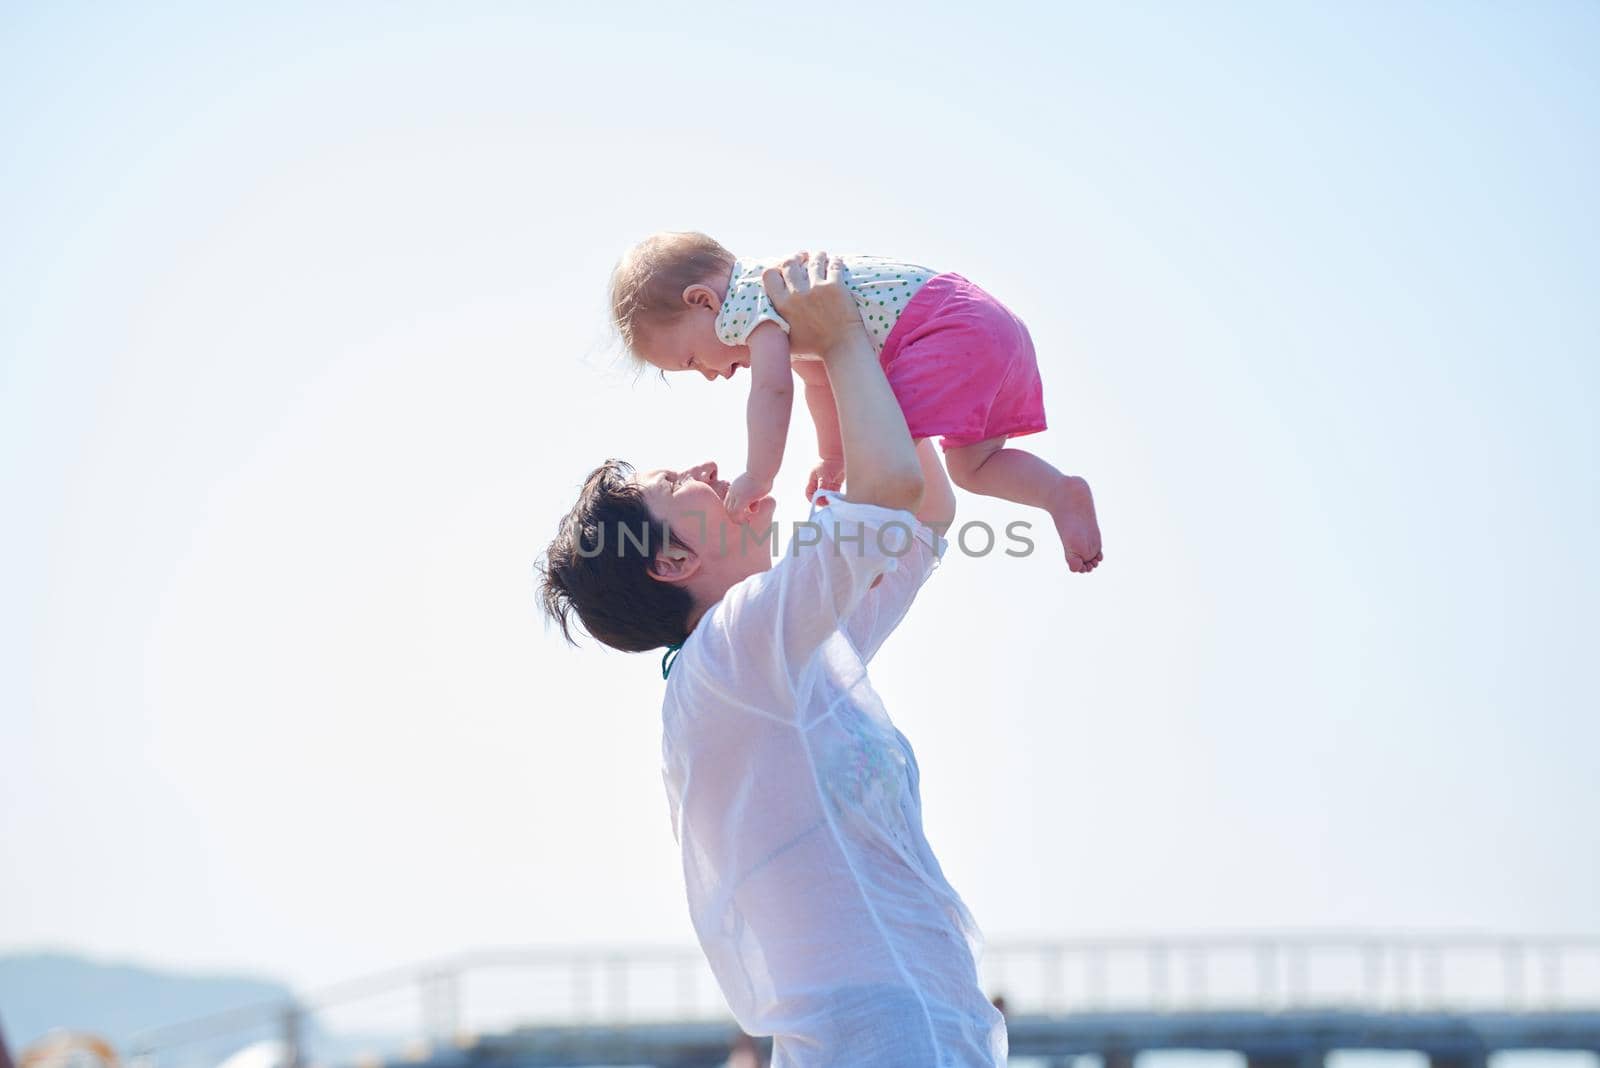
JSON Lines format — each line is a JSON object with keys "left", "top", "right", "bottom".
{"left": 539, "top": 253, "right": 1007, "bottom": 1066}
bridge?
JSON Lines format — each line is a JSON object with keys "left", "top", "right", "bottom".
{"left": 130, "top": 934, "right": 1600, "bottom": 1068}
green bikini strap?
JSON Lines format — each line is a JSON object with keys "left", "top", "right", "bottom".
{"left": 661, "top": 640, "right": 685, "bottom": 680}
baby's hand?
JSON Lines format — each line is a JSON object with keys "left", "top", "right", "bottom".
{"left": 805, "top": 457, "right": 846, "bottom": 501}
{"left": 724, "top": 471, "right": 773, "bottom": 524}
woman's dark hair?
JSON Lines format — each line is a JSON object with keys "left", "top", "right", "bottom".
{"left": 536, "top": 460, "right": 695, "bottom": 653}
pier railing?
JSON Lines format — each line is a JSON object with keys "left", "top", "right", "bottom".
{"left": 984, "top": 934, "right": 1600, "bottom": 1014}
{"left": 128, "top": 934, "right": 1600, "bottom": 1068}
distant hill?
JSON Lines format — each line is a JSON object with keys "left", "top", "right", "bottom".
{"left": 0, "top": 951, "right": 294, "bottom": 1063}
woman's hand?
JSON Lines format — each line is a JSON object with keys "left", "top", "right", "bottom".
{"left": 761, "top": 251, "right": 866, "bottom": 357}
{"left": 768, "top": 252, "right": 922, "bottom": 513}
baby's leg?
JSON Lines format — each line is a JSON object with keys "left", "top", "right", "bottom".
{"left": 944, "top": 436, "right": 1103, "bottom": 572}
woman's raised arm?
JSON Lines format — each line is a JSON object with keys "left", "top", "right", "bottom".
{"left": 762, "top": 252, "right": 923, "bottom": 513}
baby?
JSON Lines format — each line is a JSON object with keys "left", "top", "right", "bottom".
{"left": 610, "top": 233, "right": 1103, "bottom": 572}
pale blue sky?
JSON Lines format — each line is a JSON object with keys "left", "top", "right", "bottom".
{"left": 2, "top": 2, "right": 1597, "bottom": 994}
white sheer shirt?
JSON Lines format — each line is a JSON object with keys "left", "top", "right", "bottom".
{"left": 660, "top": 496, "right": 1008, "bottom": 1067}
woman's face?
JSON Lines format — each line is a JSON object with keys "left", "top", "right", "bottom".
{"left": 638, "top": 460, "right": 777, "bottom": 595}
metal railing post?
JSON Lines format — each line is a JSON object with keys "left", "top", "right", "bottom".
{"left": 1544, "top": 945, "right": 1563, "bottom": 1008}
{"left": 1504, "top": 941, "right": 1525, "bottom": 1009}
{"left": 677, "top": 955, "right": 697, "bottom": 1018}
{"left": 608, "top": 953, "right": 628, "bottom": 1021}
{"left": 1088, "top": 946, "right": 1107, "bottom": 1010}
{"left": 281, "top": 1003, "right": 302, "bottom": 1068}
{"left": 1187, "top": 945, "right": 1207, "bottom": 1009}
{"left": 1365, "top": 941, "right": 1384, "bottom": 1009}
{"left": 1150, "top": 944, "right": 1170, "bottom": 1010}
{"left": 1045, "top": 944, "right": 1065, "bottom": 1011}
{"left": 573, "top": 957, "right": 591, "bottom": 1021}
{"left": 1423, "top": 945, "right": 1442, "bottom": 1008}
{"left": 1258, "top": 941, "right": 1280, "bottom": 1008}
{"left": 1395, "top": 942, "right": 1411, "bottom": 1010}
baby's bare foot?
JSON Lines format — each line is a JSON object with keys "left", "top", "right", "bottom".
{"left": 1050, "top": 475, "right": 1103, "bottom": 573}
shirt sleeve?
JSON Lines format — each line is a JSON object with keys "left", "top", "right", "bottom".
{"left": 715, "top": 265, "right": 790, "bottom": 346}
{"left": 841, "top": 516, "right": 945, "bottom": 662}
{"left": 712, "top": 495, "right": 925, "bottom": 702}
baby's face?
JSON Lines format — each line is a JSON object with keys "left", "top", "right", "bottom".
{"left": 637, "top": 303, "right": 751, "bottom": 383}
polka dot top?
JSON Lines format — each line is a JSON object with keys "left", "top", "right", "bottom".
{"left": 714, "top": 255, "right": 940, "bottom": 357}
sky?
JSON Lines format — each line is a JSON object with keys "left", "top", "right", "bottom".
{"left": 2, "top": 0, "right": 1598, "bottom": 1014}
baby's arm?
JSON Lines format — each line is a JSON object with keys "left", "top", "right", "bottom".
{"left": 725, "top": 320, "right": 794, "bottom": 521}
{"left": 792, "top": 358, "right": 846, "bottom": 499}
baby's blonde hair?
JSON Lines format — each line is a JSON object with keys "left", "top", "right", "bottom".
{"left": 610, "top": 231, "right": 735, "bottom": 356}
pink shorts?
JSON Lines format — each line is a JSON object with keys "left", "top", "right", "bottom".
{"left": 878, "top": 273, "right": 1048, "bottom": 451}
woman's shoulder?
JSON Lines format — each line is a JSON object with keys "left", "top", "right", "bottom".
{"left": 661, "top": 569, "right": 796, "bottom": 726}
{"left": 666, "top": 565, "right": 781, "bottom": 680}
{"left": 708, "top": 562, "right": 785, "bottom": 631}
